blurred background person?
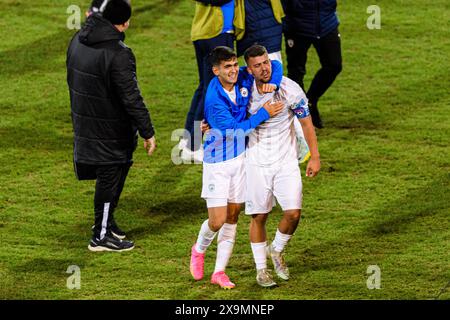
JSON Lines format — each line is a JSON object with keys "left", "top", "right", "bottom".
{"left": 281, "top": 0, "right": 342, "bottom": 128}
{"left": 235, "top": 0, "right": 285, "bottom": 63}
{"left": 179, "top": 0, "right": 236, "bottom": 163}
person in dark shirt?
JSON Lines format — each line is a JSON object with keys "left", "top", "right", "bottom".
{"left": 282, "top": 0, "right": 342, "bottom": 128}
{"left": 67, "top": 0, "right": 156, "bottom": 252}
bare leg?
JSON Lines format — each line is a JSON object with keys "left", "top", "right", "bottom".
{"left": 226, "top": 202, "right": 241, "bottom": 224}
{"left": 207, "top": 206, "right": 228, "bottom": 232}
{"left": 249, "top": 213, "right": 269, "bottom": 243}
{"left": 277, "top": 209, "right": 301, "bottom": 235}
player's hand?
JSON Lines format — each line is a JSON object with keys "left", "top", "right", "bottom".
{"left": 200, "top": 119, "right": 210, "bottom": 133}
{"left": 305, "top": 157, "right": 320, "bottom": 177}
{"left": 261, "top": 83, "right": 277, "bottom": 93}
{"left": 143, "top": 136, "right": 156, "bottom": 156}
{"left": 263, "top": 100, "right": 284, "bottom": 117}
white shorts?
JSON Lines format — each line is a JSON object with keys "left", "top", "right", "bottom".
{"left": 245, "top": 161, "right": 302, "bottom": 214}
{"left": 201, "top": 154, "right": 246, "bottom": 207}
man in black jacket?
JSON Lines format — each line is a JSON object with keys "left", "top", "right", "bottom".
{"left": 67, "top": 0, "right": 156, "bottom": 252}
{"left": 282, "top": 0, "right": 342, "bottom": 128}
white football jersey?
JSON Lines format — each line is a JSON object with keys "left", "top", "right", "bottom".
{"left": 246, "top": 76, "right": 309, "bottom": 167}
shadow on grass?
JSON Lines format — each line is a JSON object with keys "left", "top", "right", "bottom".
{"left": 124, "top": 161, "right": 205, "bottom": 240}
{"left": 70, "top": 160, "right": 204, "bottom": 241}
{"left": 126, "top": 194, "right": 206, "bottom": 240}
{"left": 0, "top": 30, "right": 70, "bottom": 76}
{"left": 294, "top": 174, "right": 449, "bottom": 285}
{"left": 367, "top": 173, "right": 449, "bottom": 236}
{"left": 13, "top": 258, "right": 83, "bottom": 274}
{"left": 0, "top": 127, "right": 72, "bottom": 152}
{"left": 0, "top": 0, "right": 183, "bottom": 77}
{"left": 321, "top": 62, "right": 450, "bottom": 131}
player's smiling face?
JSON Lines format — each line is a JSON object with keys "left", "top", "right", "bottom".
{"left": 247, "top": 53, "right": 272, "bottom": 83}
{"left": 214, "top": 57, "right": 239, "bottom": 88}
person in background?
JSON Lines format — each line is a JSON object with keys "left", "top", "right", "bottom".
{"left": 235, "top": 0, "right": 285, "bottom": 63}
{"left": 281, "top": 0, "right": 342, "bottom": 128}
{"left": 67, "top": 0, "right": 156, "bottom": 252}
{"left": 179, "top": 0, "right": 236, "bottom": 163}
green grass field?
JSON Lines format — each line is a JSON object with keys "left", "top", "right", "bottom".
{"left": 0, "top": 0, "right": 449, "bottom": 300}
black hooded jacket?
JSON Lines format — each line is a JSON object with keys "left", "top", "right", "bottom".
{"left": 67, "top": 14, "right": 154, "bottom": 165}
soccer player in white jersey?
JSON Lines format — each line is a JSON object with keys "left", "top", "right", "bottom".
{"left": 189, "top": 46, "right": 284, "bottom": 289}
{"left": 243, "top": 45, "right": 321, "bottom": 287}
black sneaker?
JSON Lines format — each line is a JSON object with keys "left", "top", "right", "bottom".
{"left": 88, "top": 234, "right": 134, "bottom": 252}
{"left": 309, "top": 102, "right": 323, "bottom": 129}
{"left": 91, "top": 224, "right": 127, "bottom": 240}
{"left": 110, "top": 223, "right": 126, "bottom": 240}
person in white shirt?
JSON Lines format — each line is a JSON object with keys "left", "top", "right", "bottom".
{"left": 243, "top": 44, "right": 321, "bottom": 287}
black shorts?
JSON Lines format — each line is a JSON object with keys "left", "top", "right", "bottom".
{"left": 74, "top": 161, "right": 133, "bottom": 180}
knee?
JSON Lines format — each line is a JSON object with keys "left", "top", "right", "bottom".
{"left": 251, "top": 214, "right": 267, "bottom": 226}
{"left": 226, "top": 213, "right": 239, "bottom": 224}
{"left": 285, "top": 210, "right": 301, "bottom": 223}
{"left": 209, "top": 218, "right": 225, "bottom": 232}
{"left": 226, "top": 207, "right": 241, "bottom": 224}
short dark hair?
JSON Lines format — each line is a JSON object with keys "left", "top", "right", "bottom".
{"left": 244, "top": 44, "right": 268, "bottom": 64}
{"left": 102, "top": 0, "right": 132, "bottom": 25}
{"left": 209, "top": 46, "right": 237, "bottom": 67}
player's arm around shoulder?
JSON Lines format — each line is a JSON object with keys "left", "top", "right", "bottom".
{"left": 208, "top": 102, "right": 237, "bottom": 132}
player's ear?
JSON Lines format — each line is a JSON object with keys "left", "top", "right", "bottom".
{"left": 247, "top": 67, "right": 253, "bottom": 75}
{"left": 212, "top": 65, "right": 220, "bottom": 76}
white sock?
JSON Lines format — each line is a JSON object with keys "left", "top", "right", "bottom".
{"left": 272, "top": 229, "right": 292, "bottom": 253}
{"left": 214, "top": 223, "right": 237, "bottom": 273}
{"left": 251, "top": 241, "right": 267, "bottom": 271}
{"left": 195, "top": 219, "right": 217, "bottom": 253}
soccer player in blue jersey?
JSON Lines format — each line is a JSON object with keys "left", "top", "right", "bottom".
{"left": 189, "top": 46, "right": 284, "bottom": 289}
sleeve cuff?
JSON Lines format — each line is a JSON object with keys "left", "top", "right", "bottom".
{"left": 257, "top": 107, "right": 270, "bottom": 121}
{"left": 141, "top": 127, "right": 155, "bottom": 140}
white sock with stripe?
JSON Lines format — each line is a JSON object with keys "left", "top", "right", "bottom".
{"left": 195, "top": 219, "right": 217, "bottom": 253}
{"left": 251, "top": 241, "right": 267, "bottom": 271}
{"left": 272, "top": 229, "right": 292, "bottom": 253}
{"left": 214, "top": 223, "right": 237, "bottom": 273}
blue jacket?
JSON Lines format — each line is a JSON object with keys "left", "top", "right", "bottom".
{"left": 203, "top": 60, "right": 283, "bottom": 163}
{"left": 281, "top": 0, "right": 339, "bottom": 38}
{"left": 236, "top": 0, "right": 283, "bottom": 57}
